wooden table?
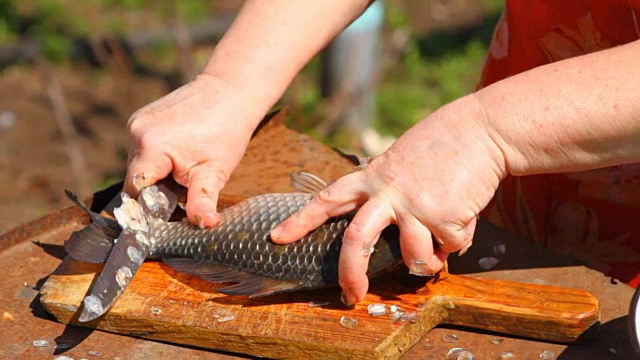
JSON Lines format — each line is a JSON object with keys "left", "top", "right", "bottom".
{"left": 1, "top": 110, "right": 635, "bottom": 359}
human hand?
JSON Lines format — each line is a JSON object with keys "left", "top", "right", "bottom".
{"left": 271, "top": 95, "right": 508, "bottom": 304}
{"left": 124, "top": 73, "right": 268, "bottom": 227}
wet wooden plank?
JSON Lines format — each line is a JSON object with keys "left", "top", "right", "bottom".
{"left": 39, "top": 261, "right": 600, "bottom": 359}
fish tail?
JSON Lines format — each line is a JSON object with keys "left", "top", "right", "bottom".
{"left": 64, "top": 190, "right": 121, "bottom": 263}
{"left": 74, "top": 182, "right": 177, "bottom": 322}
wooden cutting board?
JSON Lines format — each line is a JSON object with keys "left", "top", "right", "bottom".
{"left": 39, "top": 110, "right": 600, "bottom": 359}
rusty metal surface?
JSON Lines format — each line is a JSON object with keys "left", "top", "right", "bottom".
{"left": 1, "top": 113, "right": 636, "bottom": 359}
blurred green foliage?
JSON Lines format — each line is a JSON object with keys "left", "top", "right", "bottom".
{"left": 374, "top": 2, "right": 502, "bottom": 137}
{"left": 286, "top": 1, "right": 504, "bottom": 144}
{"left": 0, "top": 0, "right": 213, "bottom": 62}
{"left": 376, "top": 39, "right": 487, "bottom": 136}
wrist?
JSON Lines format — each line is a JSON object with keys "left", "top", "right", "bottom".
{"left": 436, "top": 94, "right": 509, "bottom": 182}
{"left": 194, "top": 71, "right": 276, "bottom": 130}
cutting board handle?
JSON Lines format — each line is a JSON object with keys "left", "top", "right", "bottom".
{"left": 428, "top": 273, "right": 600, "bottom": 343}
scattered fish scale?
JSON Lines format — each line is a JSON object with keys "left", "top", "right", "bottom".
{"left": 423, "top": 338, "right": 434, "bottom": 350}
{"left": 339, "top": 316, "right": 358, "bottom": 329}
{"left": 445, "top": 348, "right": 475, "bottom": 360}
{"left": 367, "top": 303, "right": 387, "bottom": 316}
{"left": 53, "top": 356, "right": 74, "bottom": 360}
{"left": 442, "top": 333, "right": 460, "bottom": 343}
{"left": 496, "top": 352, "right": 515, "bottom": 360}
{"left": 32, "top": 340, "right": 51, "bottom": 347}
{"left": 217, "top": 314, "right": 235, "bottom": 323}
{"left": 478, "top": 257, "right": 500, "bottom": 270}
{"left": 539, "top": 350, "right": 555, "bottom": 359}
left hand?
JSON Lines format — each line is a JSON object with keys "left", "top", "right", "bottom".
{"left": 271, "top": 94, "right": 508, "bottom": 304}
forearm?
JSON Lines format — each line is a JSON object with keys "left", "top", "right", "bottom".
{"left": 474, "top": 39, "right": 640, "bottom": 176}
{"left": 203, "top": 0, "right": 371, "bottom": 123}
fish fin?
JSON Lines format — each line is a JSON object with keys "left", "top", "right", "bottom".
{"left": 162, "top": 258, "right": 300, "bottom": 297}
{"left": 332, "top": 148, "right": 371, "bottom": 168}
{"left": 65, "top": 189, "right": 121, "bottom": 236}
{"left": 289, "top": 171, "right": 328, "bottom": 194}
{"left": 219, "top": 278, "right": 300, "bottom": 298}
{"left": 78, "top": 184, "right": 177, "bottom": 322}
{"left": 64, "top": 189, "right": 121, "bottom": 263}
{"left": 65, "top": 224, "right": 116, "bottom": 263}
{"left": 162, "top": 259, "right": 256, "bottom": 283}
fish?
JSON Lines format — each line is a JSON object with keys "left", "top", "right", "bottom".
{"left": 64, "top": 172, "right": 402, "bottom": 322}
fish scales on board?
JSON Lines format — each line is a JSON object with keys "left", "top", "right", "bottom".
{"left": 64, "top": 172, "right": 402, "bottom": 322}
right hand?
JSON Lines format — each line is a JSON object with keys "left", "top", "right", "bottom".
{"left": 272, "top": 94, "right": 508, "bottom": 304}
{"left": 124, "top": 73, "right": 266, "bottom": 227}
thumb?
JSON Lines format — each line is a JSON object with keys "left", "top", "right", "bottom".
{"left": 184, "top": 164, "right": 227, "bottom": 228}
{"left": 124, "top": 152, "right": 173, "bottom": 197}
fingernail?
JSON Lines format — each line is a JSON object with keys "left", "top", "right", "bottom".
{"left": 271, "top": 225, "right": 283, "bottom": 240}
{"left": 194, "top": 215, "right": 205, "bottom": 229}
{"left": 458, "top": 242, "right": 473, "bottom": 256}
{"left": 132, "top": 173, "right": 147, "bottom": 192}
{"left": 340, "top": 292, "right": 356, "bottom": 307}
{"left": 206, "top": 212, "right": 219, "bottom": 224}
{"left": 408, "top": 260, "right": 435, "bottom": 277}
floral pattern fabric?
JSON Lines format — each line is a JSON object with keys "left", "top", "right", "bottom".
{"left": 478, "top": 0, "right": 640, "bottom": 287}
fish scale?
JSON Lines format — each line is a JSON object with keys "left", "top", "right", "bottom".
{"left": 149, "top": 193, "right": 352, "bottom": 286}
{"left": 152, "top": 191, "right": 401, "bottom": 287}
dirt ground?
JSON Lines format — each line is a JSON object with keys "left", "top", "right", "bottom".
{"left": 0, "top": 64, "right": 169, "bottom": 233}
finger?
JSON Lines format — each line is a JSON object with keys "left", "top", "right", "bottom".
{"left": 124, "top": 152, "right": 172, "bottom": 197}
{"left": 271, "top": 171, "right": 367, "bottom": 244}
{"left": 430, "top": 215, "right": 477, "bottom": 254}
{"left": 338, "top": 198, "right": 393, "bottom": 304}
{"left": 184, "top": 164, "right": 227, "bottom": 228}
{"left": 458, "top": 216, "right": 478, "bottom": 255}
{"left": 397, "top": 215, "right": 445, "bottom": 276}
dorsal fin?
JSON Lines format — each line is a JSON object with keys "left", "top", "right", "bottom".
{"left": 289, "top": 172, "right": 328, "bottom": 194}
{"left": 163, "top": 258, "right": 300, "bottom": 298}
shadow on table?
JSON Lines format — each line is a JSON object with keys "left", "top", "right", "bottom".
{"left": 449, "top": 218, "right": 584, "bottom": 275}
{"left": 559, "top": 316, "right": 633, "bottom": 359}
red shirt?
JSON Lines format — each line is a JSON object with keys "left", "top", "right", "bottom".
{"left": 479, "top": 0, "right": 640, "bottom": 286}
